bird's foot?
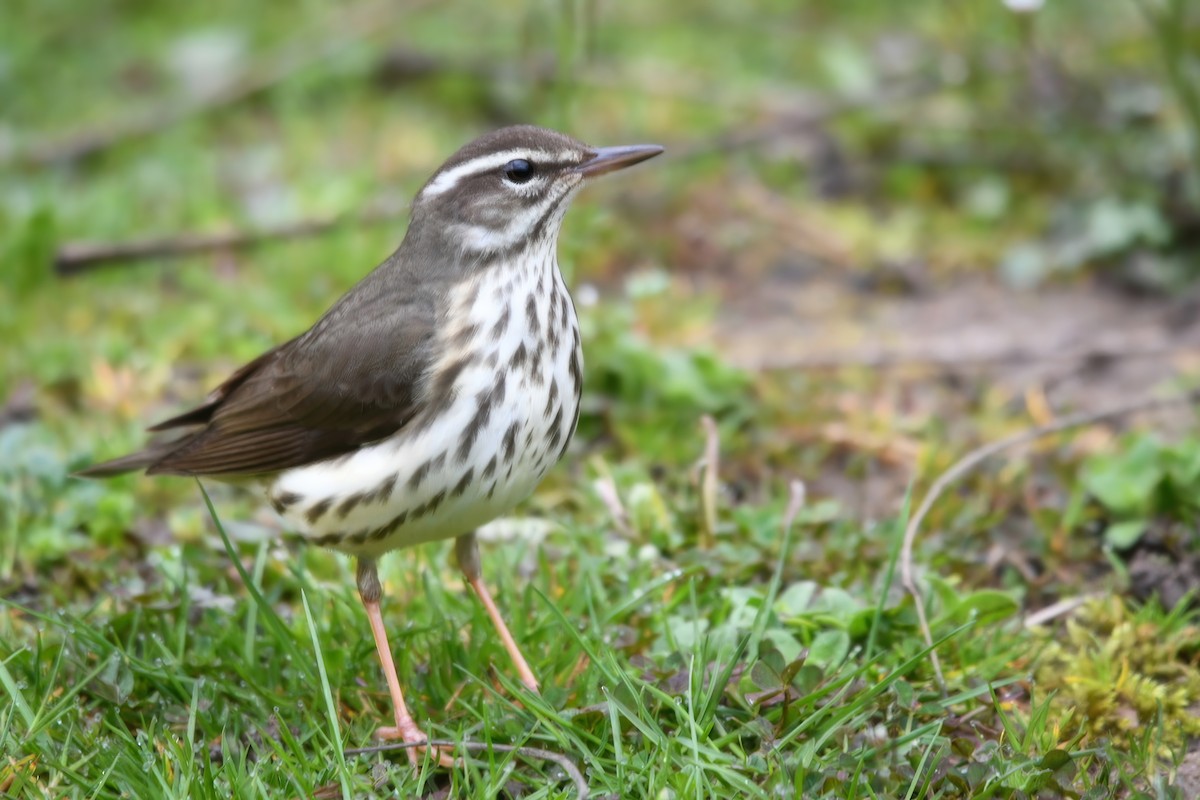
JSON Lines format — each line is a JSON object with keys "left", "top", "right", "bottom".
{"left": 375, "top": 725, "right": 456, "bottom": 768}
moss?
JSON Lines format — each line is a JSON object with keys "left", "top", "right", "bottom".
{"left": 1035, "top": 597, "right": 1200, "bottom": 746}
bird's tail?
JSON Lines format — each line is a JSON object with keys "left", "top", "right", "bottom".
{"left": 74, "top": 441, "right": 183, "bottom": 478}
{"left": 74, "top": 451, "right": 158, "bottom": 478}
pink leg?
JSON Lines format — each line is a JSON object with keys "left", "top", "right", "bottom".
{"left": 456, "top": 534, "right": 540, "bottom": 692}
{"left": 358, "top": 559, "right": 455, "bottom": 767}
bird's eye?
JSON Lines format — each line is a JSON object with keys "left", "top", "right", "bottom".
{"left": 503, "top": 159, "right": 535, "bottom": 184}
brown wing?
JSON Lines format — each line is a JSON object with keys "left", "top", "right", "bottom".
{"left": 151, "top": 289, "right": 438, "bottom": 476}
{"left": 81, "top": 259, "right": 443, "bottom": 479}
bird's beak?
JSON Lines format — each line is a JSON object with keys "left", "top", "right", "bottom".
{"left": 574, "top": 144, "right": 664, "bottom": 178}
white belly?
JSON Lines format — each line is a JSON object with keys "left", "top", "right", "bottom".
{"left": 266, "top": 252, "right": 581, "bottom": 558}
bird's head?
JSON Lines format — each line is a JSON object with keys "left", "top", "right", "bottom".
{"left": 409, "top": 125, "right": 662, "bottom": 258}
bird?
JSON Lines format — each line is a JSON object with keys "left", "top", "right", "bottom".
{"left": 79, "top": 125, "right": 663, "bottom": 765}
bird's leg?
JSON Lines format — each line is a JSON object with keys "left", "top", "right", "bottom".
{"left": 357, "top": 558, "right": 454, "bottom": 767}
{"left": 455, "top": 533, "right": 540, "bottom": 692}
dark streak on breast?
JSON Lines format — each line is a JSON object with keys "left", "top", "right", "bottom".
{"left": 491, "top": 306, "right": 510, "bottom": 339}
{"left": 305, "top": 498, "right": 333, "bottom": 526}
{"left": 451, "top": 467, "right": 474, "bottom": 498}
{"left": 525, "top": 294, "right": 540, "bottom": 335}
{"left": 457, "top": 371, "right": 506, "bottom": 462}
{"left": 502, "top": 421, "right": 519, "bottom": 463}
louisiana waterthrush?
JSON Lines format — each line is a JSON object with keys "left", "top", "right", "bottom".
{"left": 80, "top": 125, "right": 663, "bottom": 765}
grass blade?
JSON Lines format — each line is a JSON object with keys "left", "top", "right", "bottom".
{"left": 302, "top": 588, "right": 350, "bottom": 800}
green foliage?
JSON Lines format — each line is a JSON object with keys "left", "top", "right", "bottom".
{"left": 2, "top": 208, "right": 57, "bottom": 297}
{"left": 1135, "top": 0, "right": 1200, "bottom": 209}
{"left": 580, "top": 301, "right": 753, "bottom": 462}
{"left": 1000, "top": 199, "right": 1174, "bottom": 289}
{"left": 1081, "top": 433, "right": 1200, "bottom": 547}
{"left": 0, "top": 426, "right": 136, "bottom": 569}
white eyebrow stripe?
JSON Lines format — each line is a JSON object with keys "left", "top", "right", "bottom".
{"left": 419, "top": 148, "right": 577, "bottom": 198}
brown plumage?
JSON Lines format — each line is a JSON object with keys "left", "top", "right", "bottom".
{"left": 79, "top": 254, "right": 440, "bottom": 477}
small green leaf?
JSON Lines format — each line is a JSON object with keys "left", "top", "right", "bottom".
{"left": 665, "top": 614, "right": 709, "bottom": 651}
{"left": 950, "top": 737, "right": 976, "bottom": 759}
{"left": 774, "top": 582, "right": 817, "bottom": 617}
{"left": 791, "top": 663, "right": 824, "bottom": 693}
{"left": 955, "top": 590, "right": 1019, "bottom": 625}
{"left": 1037, "top": 749, "right": 1073, "bottom": 771}
{"left": 810, "top": 588, "right": 860, "bottom": 623}
{"left": 926, "top": 574, "right": 966, "bottom": 616}
{"left": 1104, "top": 519, "right": 1147, "bottom": 549}
{"left": 93, "top": 654, "right": 134, "bottom": 705}
{"left": 762, "top": 628, "right": 804, "bottom": 664}
{"left": 749, "top": 660, "right": 784, "bottom": 691}
{"left": 808, "top": 630, "right": 850, "bottom": 668}
{"left": 1081, "top": 437, "right": 1164, "bottom": 516}
{"left": 1167, "top": 444, "right": 1200, "bottom": 487}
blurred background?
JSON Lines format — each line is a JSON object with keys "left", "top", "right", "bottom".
{"left": 3, "top": 0, "right": 1200, "bottom": 795}
{"left": 5, "top": 0, "right": 1199, "bottom": 548}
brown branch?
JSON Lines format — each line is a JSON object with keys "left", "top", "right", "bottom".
{"left": 899, "top": 388, "right": 1200, "bottom": 692}
{"left": 54, "top": 201, "right": 406, "bottom": 275}
{"left": 343, "top": 739, "right": 588, "bottom": 798}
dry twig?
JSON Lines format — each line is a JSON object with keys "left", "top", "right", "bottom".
{"left": 1023, "top": 593, "right": 1105, "bottom": 628}
{"left": 698, "top": 415, "right": 720, "bottom": 549}
{"left": 344, "top": 739, "right": 589, "bottom": 798}
{"left": 782, "top": 480, "right": 807, "bottom": 533}
{"left": 592, "top": 473, "right": 634, "bottom": 540}
{"left": 54, "top": 202, "right": 406, "bottom": 275}
{"left": 900, "top": 389, "right": 1200, "bottom": 691}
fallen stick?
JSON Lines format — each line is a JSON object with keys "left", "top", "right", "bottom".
{"left": 344, "top": 739, "right": 588, "bottom": 798}
{"left": 54, "top": 203, "right": 406, "bottom": 275}
{"left": 899, "top": 388, "right": 1200, "bottom": 691}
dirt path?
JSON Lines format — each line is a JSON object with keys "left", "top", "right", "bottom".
{"left": 713, "top": 269, "right": 1200, "bottom": 418}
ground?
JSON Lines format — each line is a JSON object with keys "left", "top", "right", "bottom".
{"left": 2, "top": 1, "right": 1200, "bottom": 798}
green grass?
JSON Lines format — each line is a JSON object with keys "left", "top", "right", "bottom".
{"left": 3, "top": 0, "right": 1200, "bottom": 797}
{"left": 7, "top": 480, "right": 1189, "bottom": 797}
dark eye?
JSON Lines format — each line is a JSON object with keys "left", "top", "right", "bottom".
{"left": 503, "top": 159, "right": 535, "bottom": 184}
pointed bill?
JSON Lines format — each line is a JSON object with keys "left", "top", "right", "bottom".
{"left": 574, "top": 144, "right": 664, "bottom": 178}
